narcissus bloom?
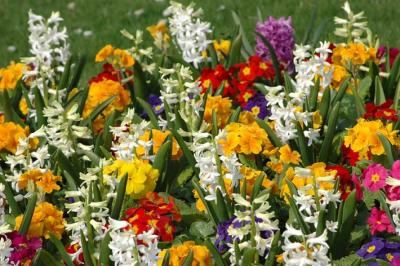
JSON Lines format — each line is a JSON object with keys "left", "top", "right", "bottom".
{"left": 15, "top": 202, "right": 65, "bottom": 239}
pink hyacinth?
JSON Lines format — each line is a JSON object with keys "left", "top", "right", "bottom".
{"left": 367, "top": 207, "right": 395, "bottom": 235}
{"left": 363, "top": 163, "right": 388, "bottom": 192}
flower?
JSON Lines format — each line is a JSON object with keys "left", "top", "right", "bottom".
{"left": 343, "top": 118, "right": 399, "bottom": 159}
{"left": 279, "top": 144, "right": 301, "bottom": 165}
{"left": 377, "top": 46, "right": 400, "bottom": 70}
{"left": 357, "top": 238, "right": 385, "bottom": 259}
{"left": 326, "top": 165, "right": 352, "bottom": 200}
{"left": 215, "top": 217, "right": 235, "bottom": 252}
{"left": 363, "top": 163, "right": 388, "bottom": 192}
{"left": 368, "top": 207, "right": 395, "bottom": 235}
{"left": 213, "top": 39, "right": 231, "bottom": 59}
{"left": 0, "top": 62, "right": 24, "bottom": 90}
{"left": 124, "top": 192, "right": 181, "bottom": 242}
{"left": 95, "top": 44, "right": 114, "bottom": 62}
{"left": 6, "top": 231, "right": 42, "bottom": 265}
{"left": 136, "top": 129, "right": 182, "bottom": 160}
{"left": 0, "top": 122, "right": 31, "bottom": 154}
{"left": 243, "top": 92, "right": 270, "bottom": 119}
{"left": 364, "top": 99, "right": 398, "bottom": 122}
{"left": 95, "top": 44, "right": 135, "bottom": 68}
{"left": 255, "top": 16, "right": 295, "bottom": 72}
{"left": 148, "top": 94, "right": 164, "bottom": 115}
{"left": 204, "top": 95, "right": 232, "bottom": 128}
{"left": 14, "top": 202, "right": 65, "bottom": 239}
{"left": 103, "top": 159, "right": 159, "bottom": 199}
{"left": 333, "top": 43, "right": 376, "bottom": 66}
{"left": 18, "top": 169, "right": 62, "bottom": 194}
{"left": 158, "top": 241, "right": 212, "bottom": 266}
{"left": 83, "top": 79, "right": 131, "bottom": 132}
{"left": 19, "top": 98, "right": 29, "bottom": 116}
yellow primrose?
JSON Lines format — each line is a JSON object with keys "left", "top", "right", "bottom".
{"left": 158, "top": 241, "right": 212, "bottom": 266}
{"left": 0, "top": 62, "right": 25, "bottom": 90}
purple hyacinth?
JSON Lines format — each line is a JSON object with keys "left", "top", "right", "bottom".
{"left": 215, "top": 217, "right": 235, "bottom": 253}
{"left": 243, "top": 92, "right": 270, "bottom": 119}
{"left": 255, "top": 16, "right": 295, "bottom": 72}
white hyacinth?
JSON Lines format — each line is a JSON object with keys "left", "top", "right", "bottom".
{"left": 166, "top": 1, "right": 212, "bottom": 68}
{"left": 21, "top": 10, "right": 70, "bottom": 93}
{"left": 334, "top": 1, "right": 368, "bottom": 42}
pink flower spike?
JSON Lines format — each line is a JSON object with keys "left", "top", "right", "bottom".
{"left": 363, "top": 163, "right": 388, "bottom": 192}
{"left": 367, "top": 207, "right": 395, "bottom": 235}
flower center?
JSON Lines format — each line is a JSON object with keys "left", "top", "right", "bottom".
{"left": 371, "top": 174, "right": 380, "bottom": 183}
{"left": 243, "top": 67, "right": 251, "bottom": 76}
{"left": 251, "top": 106, "right": 260, "bottom": 116}
{"left": 387, "top": 253, "right": 394, "bottom": 261}
{"left": 367, "top": 245, "right": 376, "bottom": 253}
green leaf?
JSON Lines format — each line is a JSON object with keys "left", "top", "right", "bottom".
{"left": 287, "top": 194, "right": 310, "bottom": 234}
{"left": 50, "top": 234, "right": 75, "bottom": 266}
{"left": 204, "top": 239, "right": 227, "bottom": 266}
{"left": 212, "top": 109, "right": 218, "bottom": 136}
{"left": 136, "top": 97, "right": 160, "bottom": 129}
{"left": 161, "top": 251, "right": 170, "bottom": 266}
{"left": 208, "top": 43, "right": 219, "bottom": 68}
{"left": 241, "top": 247, "right": 257, "bottom": 265}
{"left": 228, "top": 106, "right": 241, "bottom": 124}
{"left": 231, "top": 11, "right": 253, "bottom": 56}
{"left": 34, "top": 87, "right": 46, "bottom": 127}
{"left": 99, "top": 231, "right": 111, "bottom": 265}
{"left": 308, "top": 77, "right": 320, "bottom": 111}
{"left": 378, "top": 134, "right": 395, "bottom": 164}
{"left": 67, "top": 55, "right": 86, "bottom": 94}
{"left": 0, "top": 174, "right": 22, "bottom": 215}
{"left": 377, "top": 190, "right": 396, "bottom": 228}
{"left": 176, "top": 167, "right": 194, "bottom": 186}
{"left": 32, "top": 249, "right": 62, "bottom": 266}
{"left": 319, "top": 102, "right": 340, "bottom": 163}
{"left": 80, "top": 230, "right": 94, "bottom": 266}
{"left": 357, "top": 76, "right": 372, "bottom": 100}
{"left": 59, "top": 56, "right": 72, "bottom": 91}
{"left": 295, "top": 122, "right": 312, "bottom": 166}
{"left": 82, "top": 96, "right": 115, "bottom": 126}
{"left": 251, "top": 174, "right": 265, "bottom": 201}
{"left": 316, "top": 208, "right": 326, "bottom": 236}
{"left": 77, "top": 86, "right": 89, "bottom": 116}
{"left": 133, "top": 62, "right": 148, "bottom": 102}
{"left": 111, "top": 174, "right": 128, "bottom": 219}
{"left": 264, "top": 231, "right": 281, "bottom": 266}
{"left": 19, "top": 194, "right": 37, "bottom": 235}
{"left": 318, "top": 88, "right": 330, "bottom": 124}
{"left": 190, "top": 221, "right": 215, "bottom": 237}
{"left": 332, "top": 77, "right": 351, "bottom": 105}
{"left": 216, "top": 188, "right": 230, "bottom": 221}
{"left": 374, "top": 76, "right": 386, "bottom": 105}
{"left": 182, "top": 250, "right": 194, "bottom": 266}
{"left": 171, "top": 128, "right": 197, "bottom": 170}
{"left": 227, "top": 32, "right": 242, "bottom": 67}
{"left": 332, "top": 190, "right": 356, "bottom": 259}
{"left": 351, "top": 85, "right": 366, "bottom": 117}
{"left": 255, "top": 118, "right": 282, "bottom": 147}
{"left": 394, "top": 78, "right": 400, "bottom": 111}
{"left": 256, "top": 32, "right": 281, "bottom": 85}
{"left": 192, "top": 180, "right": 218, "bottom": 226}
{"left": 387, "top": 54, "right": 400, "bottom": 98}
{"left": 332, "top": 254, "right": 361, "bottom": 266}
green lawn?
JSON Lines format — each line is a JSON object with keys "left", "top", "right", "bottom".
{"left": 1, "top": 0, "right": 399, "bottom": 82}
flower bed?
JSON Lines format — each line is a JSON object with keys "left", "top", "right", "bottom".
{"left": 1, "top": 1, "right": 400, "bottom": 265}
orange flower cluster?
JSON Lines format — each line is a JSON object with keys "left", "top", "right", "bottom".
{"left": 137, "top": 129, "right": 182, "bottom": 160}
{"left": 0, "top": 122, "right": 37, "bottom": 154}
{"left": 18, "top": 169, "right": 62, "bottom": 194}
{"left": 204, "top": 95, "right": 233, "bottom": 128}
{"left": 15, "top": 202, "right": 65, "bottom": 239}
{"left": 95, "top": 44, "right": 135, "bottom": 68}
{"left": 124, "top": 192, "right": 181, "bottom": 242}
{"left": 0, "top": 62, "right": 24, "bottom": 90}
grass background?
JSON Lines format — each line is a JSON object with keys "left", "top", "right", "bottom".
{"left": 1, "top": 0, "right": 399, "bottom": 82}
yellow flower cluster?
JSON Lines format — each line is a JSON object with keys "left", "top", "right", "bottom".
{"left": 344, "top": 118, "right": 399, "bottom": 159}
{"left": 83, "top": 79, "right": 131, "bottom": 132}
{"left": 18, "top": 169, "right": 62, "bottom": 194}
{"left": 0, "top": 62, "right": 24, "bottom": 90}
{"left": 158, "top": 241, "right": 212, "bottom": 266}
{"left": 0, "top": 122, "right": 37, "bottom": 154}
{"left": 267, "top": 144, "right": 300, "bottom": 174}
{"left": 202, "top": 39, "right": 231, "bottom": 60}
{"left": 204, "top": 95, "right": 232, "bottom": 128}
{"left": 103, "top": 159, "right": 159, "bottom": 199}
{"left": 332, "top": 42, "right": 376, "bottom": 66}
{"left": 15, "top": 202, "right": 65, "bottom": 239}
{"left": 95, "top": 44, "right": 135, "bottom": 68}
{"left": 280, "top": 162, "right": 337, "bottom": 201}
{"left": 137, "top": 129, "right": 182, "bottom": 160}
{"left": 219, "top": 122, "right": 275, "bottom": 155}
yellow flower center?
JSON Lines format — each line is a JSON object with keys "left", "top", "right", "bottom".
{"left": 243, "top": 67, "right": 251, "bottom": 76}
{"left": 371, "top": 174, "right": 380, "bottom": 183}
{"left": 203, "top": 79, "right": 211, "bottom": 89}
{"left": 387, "top": 253, "right": 394, "bottom": 261}
{"left": 155, "top": 105, "right": 162, "bottom": 111}
{"left": 367, "top": 245, "right": 376, "bottom": 253}
{"left": 251, "top": 106, "right": 260, "bottom": 116}
{"left": 260, "top": 62, "right": 267, "bottom": 70}
{"left": 243, "top": 92, "right": 253, "bottom": 102}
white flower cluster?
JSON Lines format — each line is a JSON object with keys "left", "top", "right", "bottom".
{"left": 110, "top": 108, "right": 152, "bottom": 161}
{"left": 108, "top": 219, "right": 160, "bottom": 266}
{"left": 282, "top": 224, "right": 330, "bottom": 266}
{"left": 281, "top": 167, "right": 340, "bottom": 266}
{"left": 65, "top": 165, "right": 111, "bottom": 262}
{"left": 0, "top": 236, "right": 12, "bottom": 266}
{"left": 5, "top": 129, "right": 49, "bottom": 193}
{"left": 43, "top": 102, "right": 92, "bottom": 158}
{"left": 166, "top": 1, "right": 212, "bottom": 68}
{"left": 0, "top": 186, "right": 12, "bottom": 266}
{"left": 227, "top": 193, "right": 279, "bottom": 265}
{"left": 334, "top": 1, "right": 368, "bottom": 42}
{"left": 22, "top": 10, "right": 70, "bottom": 92}
{"left": 385, "top": 177, "right": 400, "bottom": 235}
{"left": 265, "top": 42, "right": 333, "bottom": 145}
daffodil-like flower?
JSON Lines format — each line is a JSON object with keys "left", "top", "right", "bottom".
{"left": 103, "top": 159, "right": 159, "bottom": 199}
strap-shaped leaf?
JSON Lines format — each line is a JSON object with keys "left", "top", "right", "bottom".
{"left": 319, "top": 102, "right": 340, "bottom": 163}
{"left": 82, "top": 96, "right": 115, "bottom": 126}
{"left": 31, "top": 249, "right": 62, "bottom": 266}
{"left": 295, "top": 122, "right": 312, "bottom": 166}
{"left": 80, "top": 230, "right": 94, "bottom": 266}
{"left": 111, "top": 173, "right": 128, "bottom": 219}
{"left": 204, "top": 239, "right": 227, "bottom": 266}
{"left": 182, "top": 250, "right": 194, "bottom": 266}
{"left": 0, "top": 174, "right": 22, "bottom": 215}
{"left": 387, "top": 53, "right": 400, "bottom": 97}
{"left": 231, "top": 10, "right": 253, "bottom": 57}
{"left": 256, "top": 32, "right": 282, "bottom": 85}
{"left": 67, "top": 55, "right": 86, "bottom": 94}
{"left": 19, "top": 194, "right": 37, "bottom": 235}
{"left": 264, "top": 231, "right": 281, "bottom": 266}
{"left": 50, "top": 234, "right": 75, "bottom": 266}
{"left": 161, "top": 251, "right": 171, "bottom": 266}
{"left": 99, "top": 231, "right": 111, "bottom": 265}
{"left": 318, "top": 87, "right": 330, "bottom": 124}
{"left": 136, "top": 97, "right": 160, "bottom": 129}
{"left": 227, "top": 31, "right": 242, "bottom": 67}
{"left": 255, "top": 118, "right": 282, "bottom": 147}
{"left": 374, "top": 76, "right": 386, "bottom": 105}
{"left": 378, "top": 134, "right": 395, "bottom": 164}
